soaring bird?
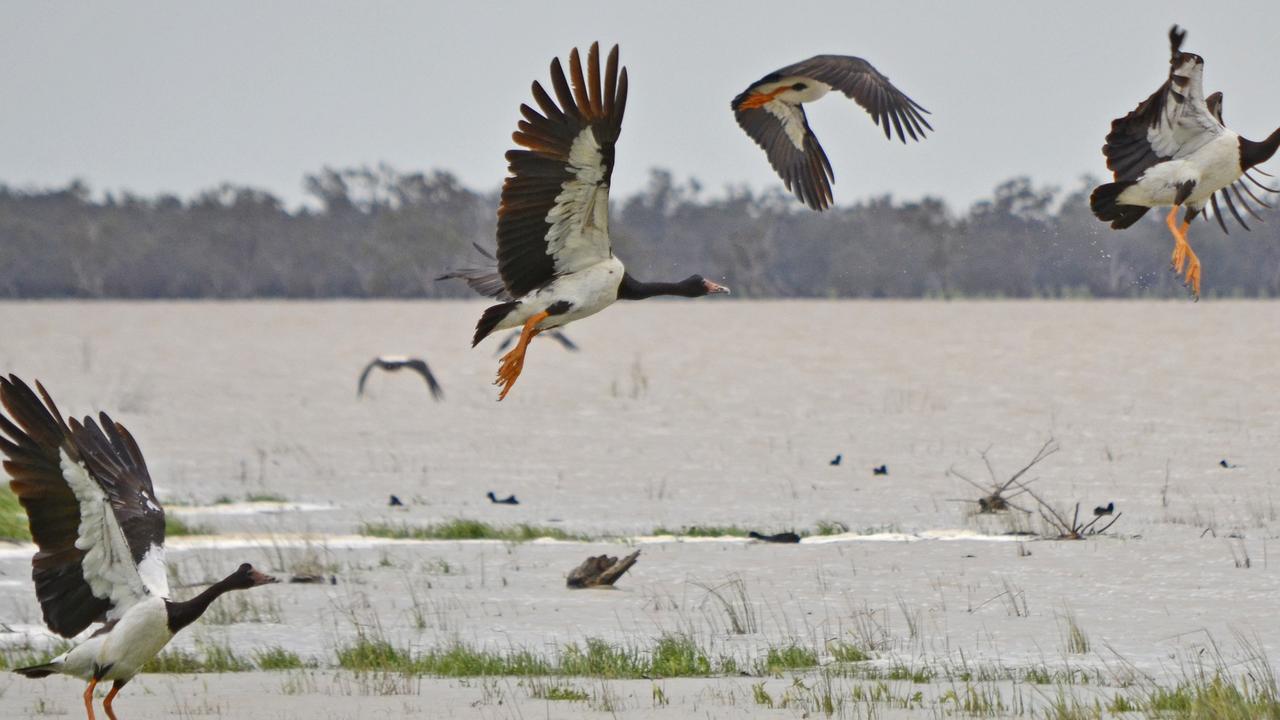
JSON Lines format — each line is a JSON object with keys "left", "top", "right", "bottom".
{"left": 438, "top": 244, "right": 582, "bottom": 355}
{"left": 731, "top": 55, "right": 932, "bottom": 210}
{"left": 0, "top": 375, "right": 276, "bottom": 720}
{"left": 356, "top": 355, "right": 443, "bottom": 400}
{"left": 1090, "top": 26, "right": 1280, "bottom": 297}
{"left": 467, "top": 43, "right": 729, "bottom": 400}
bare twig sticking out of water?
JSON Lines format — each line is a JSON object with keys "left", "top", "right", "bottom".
{"left": 1017, "top": 484, "right": 1123, "bottom": 540}
{"left": 948, "top": 439, "right": 1058, "bottom": 514}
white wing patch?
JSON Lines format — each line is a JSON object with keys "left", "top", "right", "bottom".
{"left": 763, "top": 100, "right": 808, "bottom": 151}
{"left": 60, "top": 450, "right": 160, "bottom": 617}
{"left": 544, "top": 127, "right": 612, "bottom": 274}
{"left": 1148, "top": 57, "right": 1223, "bottom": 159}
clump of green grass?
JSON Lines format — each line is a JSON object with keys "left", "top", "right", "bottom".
{"left": 529, "top": 680, "right": 589, "bottom": 701}
{"left": 145, "top": 643, "right": 251, "bottom": 673}
{"left": 358, "top": 519, "right": 587, "bottom": 542}
{"left": 815, "top": 520, "right": 849, "bottom": 536}
{"left": 335, "top": 634, "right": 722, "bottom": 679}
{"left": 253, "top": 647, "right": 310, "bottom": 670}
{"left": 164, "top": 516, "right": 213, "bottom": 536}
{"left": 827, "top": 642, "right": 870, "bottom": 663}
{"left": 0, "top": 485, "right": 31, "bottom": 542}
{"left": 757, "top": 645, "right": 819, "bottom": 674}
{"left": 245, "top": 492, "right": 288, "bottom": 502}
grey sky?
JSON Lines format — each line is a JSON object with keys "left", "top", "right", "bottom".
{"left": 3, "top": 1, "right": 1278, "bottom": 211}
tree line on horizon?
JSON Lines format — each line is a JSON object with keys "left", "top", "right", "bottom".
{"left": 2, "top": 165, "right": 1279, "bottom": 299}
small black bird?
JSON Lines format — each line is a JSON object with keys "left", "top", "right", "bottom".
{"left": 748, "top": 531, "right": 802, "bottom": 544}
{"left": 357, "top": 356, "right": 443, "bottom": 400}
{"left": 830, "top": 454, "right": 842, "bottom": 466}
{"left": 1220, "top": 459, "right": 1237, "bottom": 469}
{"left": 1093, "top": 502, "right": 1115, "bottom": 517}
{"left": 873, "top": 464, "right": 888, "bottom": 475}
{"left": 389, "top": 495, "right": 404, "bottom": 507}
{"left": 487, "top": 492, "right": 519, "bottom": 505}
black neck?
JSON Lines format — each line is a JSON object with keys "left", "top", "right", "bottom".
{"left": 164, "top": 575, "right": 241, "bottom": 633}
{"left": 617, "top": 273, "right": 701, "bottom": 300}
{"left": 1240, "top": 128, "right": 1280, "bottom": 170}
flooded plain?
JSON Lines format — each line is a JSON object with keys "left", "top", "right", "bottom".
{"left": 1, "top": 300, "right": 1278, "bottom": 718}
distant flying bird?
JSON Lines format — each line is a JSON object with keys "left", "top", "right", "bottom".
{"left": 748, "top": 531, "right": 802, "bottom": 544}
{"left": 1093, "top": 502, "right": 1115, "bottom": 517}
{"left": 437, "top": 245, "right": 583, "bottom": 355}
{"left": 357, "top": 355, "right": 443, "bottom": 400}
{"left": 1090, "top": 26, "right": 1280, "bottom": 298}
{"left": 487, "top": 491, "right": 519, "bottom": 505}
{"left": 830, "top": 454, "right": 842, "bottom": 466}
{"left": 731, "top": 55, "right": 932, "bottom": 210}
{"left": 494, "top": 328, "right": 579, "bottom": 355}
{"left": 1219, "top": 458, "right": 1238, "bottom": 469}
{"left": 459, "top": 43, "right": 729, "bottom": 400}
{"left": 389, "top": 494, "right": 405, "bottom": 507}
{"left": 872, "top": 464, "right": 889, "bottom": 476}
{"left": 0, "top": 375, "right": 276, "bottom": 720}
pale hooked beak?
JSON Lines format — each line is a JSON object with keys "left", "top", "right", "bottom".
{"left": 703, "top": 280, "right": 731, "bottom": 295}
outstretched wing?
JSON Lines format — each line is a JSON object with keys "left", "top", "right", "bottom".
{"left": 405, "top": 360, "right": 444, "bottom": 401}
{"left": 1200, "top": 91, "right": 1279, "bottom": 233}
{"left": 1103, "top": 26, "right": 1222, "bottom": 183}
{"left": 775, "top": 55, "right": 932, "bottom": 143}
{"left": 0, "top": 376, "right": 167, "bottom": 638}
{"left": 496, "top": 42, "right": 627, "bottom": 298}
{"left": 356, "top": 360, "right": 378, "bottom": 397}
{"left": 733, "top": 100, "right": 835, "bottom": 210}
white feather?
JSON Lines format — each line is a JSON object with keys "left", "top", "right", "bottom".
{"left": 544, "top": 127, "right": 612, "bottom": 274}
{"left": 763, "top": 99, "right": 808, "bottom": 151}
{"left": 61, "top": 450, "right": 161, "bottom": 617}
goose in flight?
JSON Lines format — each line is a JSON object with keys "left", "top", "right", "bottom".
{"left": 1090, "top": 26, "right": 1280, "bottom": 297}
{"left": 731, "top": 55, "right": 932, "bottom": 210}
{"left": 0, "top": 375, "right": 276, "bottom": 720}
{"left": 356, "top": 355, "right": 443, "bottom": 400}
{"left": 438, "top": 244, "right": 581, "bottom": 355}
{"left": 467, "top": 43, "right": 729, "bottom": 400}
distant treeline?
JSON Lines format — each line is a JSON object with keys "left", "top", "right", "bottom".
{"left": 3, "top": 165, "right": 1279, "bottom": 299}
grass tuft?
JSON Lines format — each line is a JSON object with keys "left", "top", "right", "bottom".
{"left": 164, "top": 516, "right": 214, "bottom": 536}
{"left": 358, "top": 519, "right": 587, "bottom": 542}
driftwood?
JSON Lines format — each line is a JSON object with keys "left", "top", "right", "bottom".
{"left": 566, "top": 550, "right": 640, "bottom": 588}
{"left": 948, "top": 439, "right": 1058, "bottom": 514}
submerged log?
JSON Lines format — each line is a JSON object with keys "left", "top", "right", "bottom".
{"left": 566, "top": 550, "right": 640, "bottom": 588}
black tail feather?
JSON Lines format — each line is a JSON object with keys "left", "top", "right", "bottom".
{"left": 473, "top": 302, "right": 519, "bottom": 347}
{"left": 14, "top": 663, "right": 59, "bottom": 678}
{"left": 1090, "top": 181, "right": 1149, "bottom": 229}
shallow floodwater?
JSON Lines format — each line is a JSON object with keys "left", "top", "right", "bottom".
{"left": 1, "top": 300, "right": 1278, "bottom": 717}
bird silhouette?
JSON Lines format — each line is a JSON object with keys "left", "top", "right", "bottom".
{"left": 487, "top": 492, "right": 519, "bottom": 505}
{"left": 1093, "top": 502, "right": 1115, "bottom": 517}
{"left": 830, "top": 454, "right": 842, "bottom": 466}
{"left": 873, "top": 464, "right": 888, "bottom": 476}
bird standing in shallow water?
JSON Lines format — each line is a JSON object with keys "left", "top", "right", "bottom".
{"left": 1090, "top": 26, "right": 1280, "bottom": 298}
{"left": 0, "top": 375, "right": 276, "bottom": 720}
{"left": 731, "top": 55, "right": 932, "bottom": 210}
{"left": 487, "top": 491, "right": 519, "bottom": 505}
{"left": 465, "top": 43, "right": 729, "bottom": 400}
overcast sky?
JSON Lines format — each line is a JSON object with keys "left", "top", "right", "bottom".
{"left": 3, "top": 1, "right": 1279, "bottom": 211}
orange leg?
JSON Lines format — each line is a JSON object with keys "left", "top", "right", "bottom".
{"left": 103, "top": 682, "right": 124, "bottom": 720}
{"left": 1165, "top": 206, "right": 1200, "bottom": 298}
{"left": 83, "top": 678, "right": 98, "bottom": 720}
{"left": 494, "top": 311, "right": 548, "bottom": 401}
